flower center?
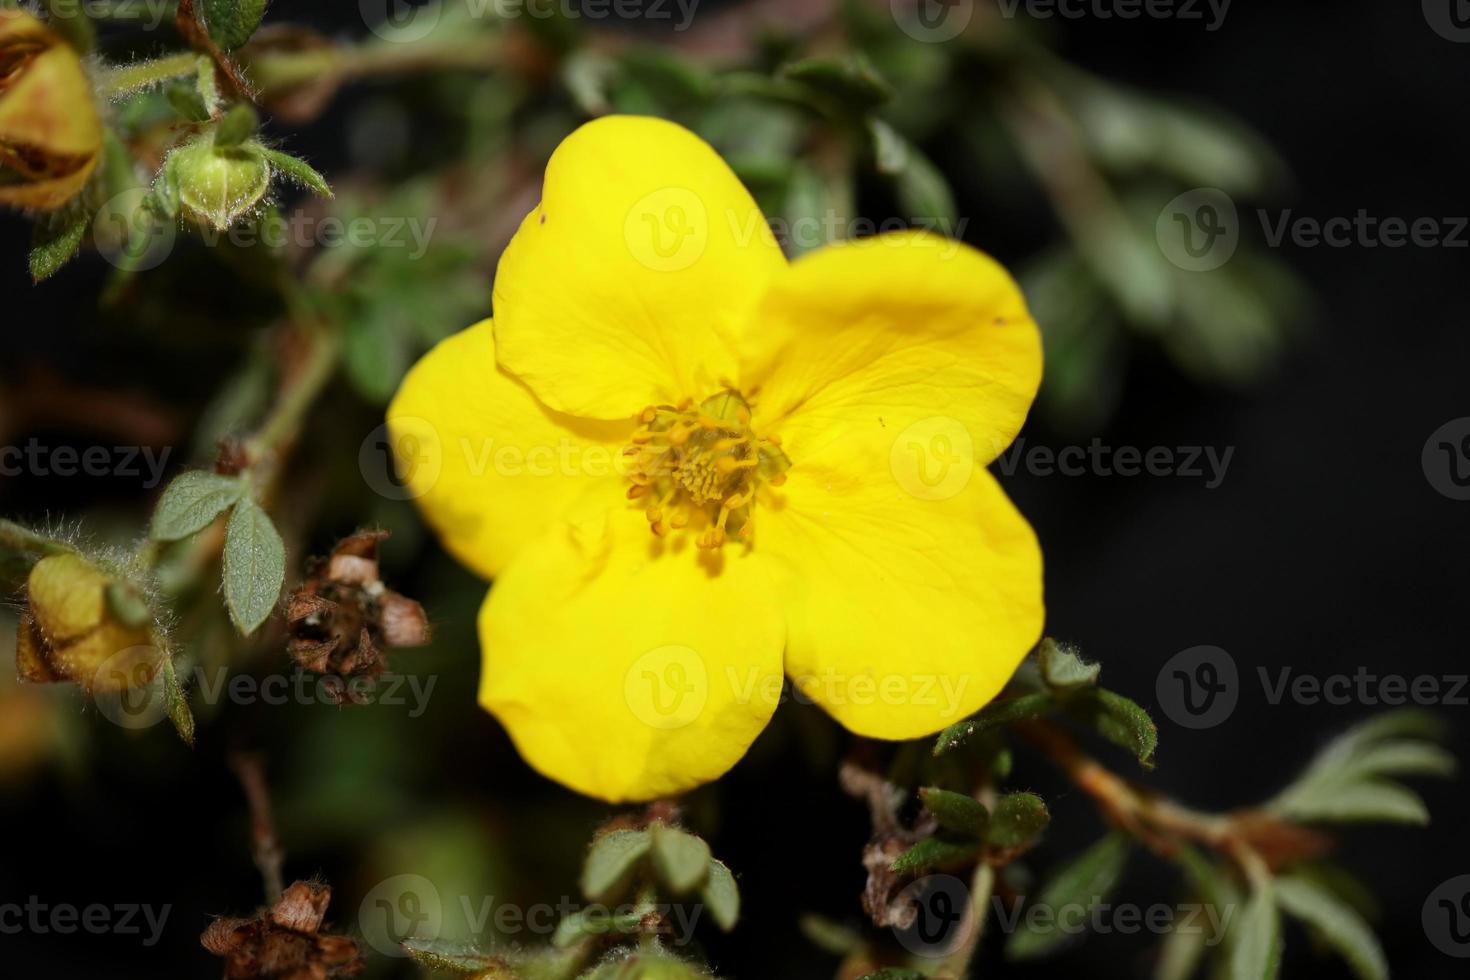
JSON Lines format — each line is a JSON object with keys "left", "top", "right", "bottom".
{"left": 623, "top": 390, "right": 790, "bottom": 549}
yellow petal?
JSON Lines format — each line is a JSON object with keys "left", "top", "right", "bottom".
{"left": 740, "top": 230, "right": 1041, "bottom": 465}
{"left": 386, "top": 319, "right": 628, "bottom": 580}
{"left": 492, "top": 115, "right": 786, "bottom": 419}
{"left": 761, "top": 459, "right": 1044, "bottom": 739}
{"left": 478, "top": 501, "right": 785, "bottom": 802}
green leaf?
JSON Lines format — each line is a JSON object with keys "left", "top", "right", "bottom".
{"left": 1065, "top": 688, "right": 1158, "bottom": 768}
{"left": 30, "top": 204, "right": 91, "bottom": 283}
{"left": 1006, "top": 832, "right": 1131, "bottom": 960}
{"left": 890, "top": 836, "right": 982, "bottom": 876}
{"left": 581, "top": 829, "right": 650, "bottom": 903}
{"left": 934, "top": 692, "right": 1055, "bottom": 755}
{"left": 262, "top": 148, "right": 333, "bottom": 198}
{"left": 649, "top": 823, "right": 712, "bottom": 895}
{"left": 919, "top": 787, "right": 989, "bottom": 838}
{"left": 160, "top": 652, "right": 195, "bottom": 747}
{"left": 1037, "top": 638, "right": 1101, "bottom": 690}
{"left": 986, "top": 792, "right": 1050, "bottom": 850}
{"left": 150, "top": 471, "right": 246, "bottom": 541}
{"left": 1155, "top": 921, "right": 1209, "bottom": 980}
{"left": 553, "top": 907, "right": 643, "bottom": 948}
{"left": 1273, "top": 781, "right": 1430, "bottom": 825}
{"left": 199, "top": 0, "right": 270, "bottom": 50}
{"left": 214, "top": 104, "right": 260, "bottom": 148}
{"left": 701, "top": 859, "right": 740, "bottom": 932}
{"left": 868, "top": 119, "right": 956, "bottom": 225}
{"left": 1227, "top": 885, "right": 1282, "bottom": 980}
{"left": 1274, "top": 874, "right": 1385, "bottom": 980}
{"left": 400, "top": 937, "right": 503, "bottom": 972}
{"left": 783, "top": 56, "right": 892, "bottom": 114}
{"left": 221, "top": 496, "right": 285, "bottom": 636}
{"left": 167, "top": 79, "right": 212, "bottom": 122}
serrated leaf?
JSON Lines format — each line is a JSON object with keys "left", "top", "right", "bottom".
{"left": 890, "top": 836, "right": 981, "bottom": 876}
{"left": 934, "top": 692, "right": 1055, "bottom": 755}
{"left": 1037, "top": 638, "right": 1101, "bottom": 690}
{"left": 649, "top": 823, "right": 711, "bottom": 895}
{"left": 1006, "top": 832, "right": 1131, "bottom": 960}
{"left": 581, "top": 829, "right": 650, "bottom": 903}
{"left": 221, "top": 496, "right": 285, "bottom": 636}
{"left": 987, "top": 792, "right": 1050, "bottom": 850}
{"left": 30, "top": 205, "right": 91, "bottom": 282}
{"left": 919, "top": 787, "right": 989, "bottom": 838}
{"left": 263, "top": 148, "right": 332, "bottom": 198}
{"left": 199, "top": 0, "right": 269, "bottom": 50}
{"left": 1065, "top": 687, "right": 1158, "bottom": 768}
{"left": 1274, "top": 874, "right": 1386, "bottom": 980}
{"left": 1227, "top": 885, "right": 1282, "bottom": 980}
{"left": 701, "top": 859, "right": 739, "bottom": 931}
{"left": 1272, "top": 780, "right": 1430, "bottom": 825}
{"left": 401, "top": 937, "right": 502, "bottom": 972}
{"left": 150, "top": 471, "right": 246, "bottom": 541}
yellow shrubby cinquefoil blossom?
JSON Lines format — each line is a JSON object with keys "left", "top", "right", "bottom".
{"left": 388, "top": 116, "right": 1044, "bottom": 802}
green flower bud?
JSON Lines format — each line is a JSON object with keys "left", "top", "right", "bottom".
{"left": 17, "top": 553, "right": 158, "bottom": 692}
{"left": 170, "top": 135, "right": 271, "bottom": 230}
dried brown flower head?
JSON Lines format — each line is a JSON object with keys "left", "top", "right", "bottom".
{"left": 202, "top": 880, "right": 364, "bottom": 980}
{"left": 286, "top": 529, "right": 429, "bottom": 702}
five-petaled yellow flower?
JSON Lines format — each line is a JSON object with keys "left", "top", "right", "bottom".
{"left": 388, "top": 116, "right": 1044, "bottom": 803}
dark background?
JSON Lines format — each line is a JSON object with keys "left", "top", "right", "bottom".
{"left": 1, "top": 1, "right": 1466, "bottom": 977}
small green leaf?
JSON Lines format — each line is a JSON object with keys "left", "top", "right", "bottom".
{"left": 1006, "top": 832, "right": 1131, "bottom": 960}
{"left": 934, "top": 692, "right": 1055, "bottom": 756}
{"left": 262, "top": 148, "right": 333, "bottom": 198}
{"left": 581, "top": 829, "right": 650, "bottom": 903}
{"left": 553, "top": 907, "right": 643, "bottom": 948}
{"left": 891, "top": 836, "right": 982, "bottom": 876}
{"left": 400, "top": 938, "right": 503, "bottom": 972}
{"left": 150, "top": 471, "right": 246, "bottom": 541}
{"left": 1038, "top": 638, "right": 1102, "bottom": 690}
{"left": 1274, "top": 874, "right": 1386, "bottom": 980}
{"left": 30, "top": 204, "right": 91, "bottom": 283}
{"left": 221, "top": 496, "right": 285, "bottom": 636}
{"left": 783, "top": 56, "right": 892, "bottom": 114}
{"left": 1227, "top": 884, "right": 1282, "bottom": 980}
{"left": 105, "top": 581, "right": 152, "bottom": 628}
{"left": 1065, "top": 688, "right": 1159, "bottom": 768}
{"left": 701, "top": 859, "right": 740, "bottom": 931}
{"left": 1155, "top": 921, "right": 1210, "bottom": 980}
{"left": 199, "top": 0, "right": 270, "bottom": 50}
{"left": 160, "top": 652, "right": 195, "bottom": 747}
{"left": 986, "top": 792, "right": 1051, "bottom": 851}
{"left": 1273, "top": 781, "right": 1430, "bottom": 826}
{"left": 167, "top": 79, "right": 212, "bottom": 122}
{"left": 214, "top": 104, "right": 260, "bottom": 148}
{"left": 919, "top": 787, "right": 989, "bottom": 838}
{"left": 649, "top": 823, "right": 712, "bottom": 895}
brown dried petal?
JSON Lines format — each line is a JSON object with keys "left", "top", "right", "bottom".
{"left": 201, "top": 917, "right": 252, "bottom": 954}
{"left": 326, "top": 553, "right": 377, "bottom": 586}
{"left": 270, "top": 881, "right": 331, "bottom": 935}
{"left": 288, "top": 637, "right": 339, "bottom": 674}
{"left": 287, "top": 592, "right": 338, "bottom": 626}
{"left": 379, "top": 591, "right": 430, "bottom": 648}
{"left": 331, "top": 528, "right": 388, "bottom": 559}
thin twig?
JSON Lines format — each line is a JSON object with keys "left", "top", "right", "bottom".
{"left": 230, "top": 752, "right": 285, "bottom": 904}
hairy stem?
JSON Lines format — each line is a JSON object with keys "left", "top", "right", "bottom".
{"left": 97, "top": 52, "right": 202, "bottom": 101}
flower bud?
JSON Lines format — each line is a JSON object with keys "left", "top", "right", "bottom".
{"left": 16, "top": 553, "right": 158, "bottom": 692}
{"left": 0, "top": 10, "right": 103, "bottom": 210}
{"left": 169, "top": 134, "right": 271, "bottom": 230}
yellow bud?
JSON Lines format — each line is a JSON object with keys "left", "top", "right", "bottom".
{"left": 0, "top": 10, "right": 103, "bottom": 211}
{"left": 20, "top": 554, "right": 158, "bottom": 692}
{"left": 170, "top": 136, "right": 271, "bottom": 230}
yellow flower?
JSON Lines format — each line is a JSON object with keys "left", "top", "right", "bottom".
{"left": 0, "top": 10, "right": 103, "bottom": 211}
{"left": 388, "top": 116, "right": 1044, "bottom": 802}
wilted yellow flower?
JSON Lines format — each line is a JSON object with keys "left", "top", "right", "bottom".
{"left": 16, "top": 553, "right": 158, "bottom": 691}
{"left": 0, "top": 9, "right": 103, "bottom": 211}
{"left": 389, "top": 116, "right": 1044, "bottom": 802}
